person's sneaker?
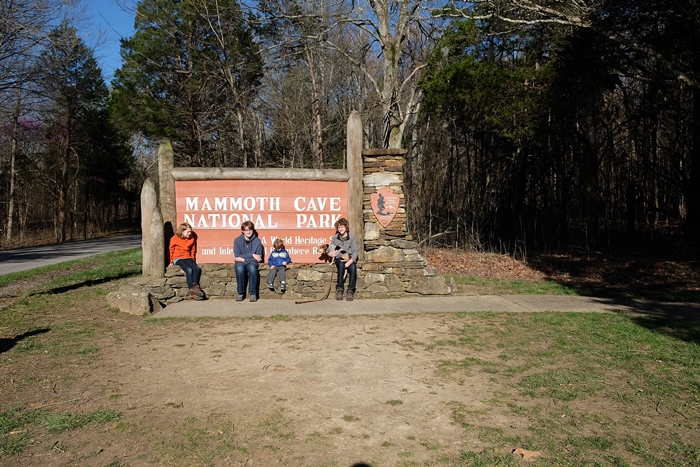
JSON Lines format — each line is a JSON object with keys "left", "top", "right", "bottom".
{"left": 250, "top": 295, "right": 258, "bottom": 302}
{"left": 335, "top": 288, "right": 344, "bottom": 301}
{"left": 280, "top": 282, "right": 286, "bottom": 293}
{"left": 236, "top": 294, "right": 244, "bottom": 301}
{"left": 267, "top": 282, "right": 275, "bottom": 292}
{"left": 346, "top": 290, "right": 355, "bottom": 301}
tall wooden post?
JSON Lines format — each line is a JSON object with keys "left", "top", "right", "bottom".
{"left": 347, "top": 111, "right": 364, "bottom": 257}
{"left": 140, "top": 178, "right": 157, "bottom": 277}
{"left": 158, "top": 139, "right": 176, "bottom": 227}
{"left": 149, "top": 208, "right": 165, "bottom": 278}
{"left": 158, "top": 139, "right": 176, "bottom": 264}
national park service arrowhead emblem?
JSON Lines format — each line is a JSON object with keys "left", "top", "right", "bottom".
{"left": 370, "top": 188, "right": 400, "bottom": 228}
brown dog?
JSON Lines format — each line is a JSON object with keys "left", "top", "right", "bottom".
{"left": 318, "top": 243, "right": 350, "bottom": 262}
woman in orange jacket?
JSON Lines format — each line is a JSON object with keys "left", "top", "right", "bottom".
{"left": 169, "top": 223, "right": 205, "bottom": 300}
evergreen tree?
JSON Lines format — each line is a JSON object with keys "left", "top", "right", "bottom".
{"left": 33, "top": 21, "right": 130, "bottom": 242}
{"left": 112, "top": 0, "right": 263, "bottom": 167}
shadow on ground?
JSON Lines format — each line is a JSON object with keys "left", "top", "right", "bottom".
{"left": 530, "top": 254, "right": 700, "bottom": 303}
{"left": 0, "top": 328, "right": 50, "bottom": 354}
{"left": 631, "top": 315, "right": 700, "bottom": 345}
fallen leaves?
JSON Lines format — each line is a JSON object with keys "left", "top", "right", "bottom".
{"left": 512, "top": 447, "right": 542, "bottom": 461}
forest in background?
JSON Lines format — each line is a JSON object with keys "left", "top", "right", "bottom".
{"left": 0, "top": 0, "right": 698, "bottom": 259}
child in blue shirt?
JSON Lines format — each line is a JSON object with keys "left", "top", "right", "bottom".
{"left": 267, "top": 238, "right": 292, "bottom": 293}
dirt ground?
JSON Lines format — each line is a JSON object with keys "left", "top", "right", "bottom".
{"left": 2, "top": 248, "right": 698, "bottom": 466}
{"left": 4, "top": 306, "right": 513, "bottom": 466}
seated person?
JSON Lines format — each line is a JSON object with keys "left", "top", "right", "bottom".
{"left": 169, "top": 223, "right": 205, "bottom": 300}
{"left": 233, "top": 220, "right": 262, "bottom": 302}
{"left": 328, "top": 217, "right": 358, "bottom": 301}
{"left": 267, "top": 238, "right": 292, "bottom": 293}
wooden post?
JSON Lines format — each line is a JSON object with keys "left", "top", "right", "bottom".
{"left": 140, "top": 178, "right": 157, "bottom": 277}
{"left": 347, "top": 111, "right": 364, "bottom": 257}
{"left": 149, "top": 208, "right": 165, "bottom": 278}
{"left": 158, "top": 139, "right": 176, "bottom": 226}
{"left": 158, "top": 139, "right": 176, "bottom": 263}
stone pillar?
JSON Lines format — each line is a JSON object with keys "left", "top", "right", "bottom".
{"left": 347, "top": 110, "right": 364, "bottom": 257}
{"left": 158, "top": 139, "right": 176, "bottom": 263}
{"left": 158, "top": 139, "right": 176, "bottom": 226}
{"left": 362, "top": 148, "right": 409, "bottom": 250}
{"left": 140, "top": 178, "right": 157, "bottom": 277}
{"left": 149, "top": 208, "right": 165, "bottom": 278}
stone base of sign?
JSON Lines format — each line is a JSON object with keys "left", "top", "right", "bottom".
{"left": 363, "top": 151, "right": 409, "bottom": 251}
{"left": 108, "top": 241, "right": 453, "bottom": 312}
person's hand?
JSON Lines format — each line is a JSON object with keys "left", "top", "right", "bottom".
{"left": 345, "top": 258, "right": 354, "bottom": 266}
{"left": 282, "top": 262, "right": 287, "bottom": 266}
{"left": 235, "top": 257, "right": 244, "bottom": 263}
{"left": 270, "top": 265, "right": 275, "bottom": 269}
{"left": 329, "top": 250, "right": 338, "bottom": 257}
{"left": 253, "top": 254, "right": 262, "bottom": 262}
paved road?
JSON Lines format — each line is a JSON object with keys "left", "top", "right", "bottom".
{"left": 0, "top": 235, "right": 142, "bottom": 275}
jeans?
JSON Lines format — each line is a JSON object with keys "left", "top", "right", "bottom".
{"left": 266, "top": 266, "right": 287, "bottom": 285}
{"left": 174, "top": 258, "right": 201, "bottom": 289}
{"left": 335, "top": 257, "right": 357, "bottom": 292}
{"left": 235, "top": 261, "right": 259, "bottom": 295}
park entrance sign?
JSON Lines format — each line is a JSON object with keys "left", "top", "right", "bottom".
{"left": 175, "top": 179, "right": 347, "bottom": 263}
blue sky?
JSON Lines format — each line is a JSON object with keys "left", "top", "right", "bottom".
{"left": 85, "top": 0, "right": 136, "bottom": 82}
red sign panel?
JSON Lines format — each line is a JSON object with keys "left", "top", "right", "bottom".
{"left": 175, "top": 180, "right": 347, "bottom": 263}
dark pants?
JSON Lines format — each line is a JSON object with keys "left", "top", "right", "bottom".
{"left": 335, "top": 257, "right": 357, "bottom": 292}
{"left": 174, "top": 258, "right": 201, "bottom": 289}
{"left": 266, "top": 266, "right": 287, "bottom": 285}
{"left": 235, "top": 261, "right": 259, "bottom": 296}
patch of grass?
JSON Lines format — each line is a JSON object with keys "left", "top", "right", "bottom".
{"left": 385, "top": 400, "right": 403, "bottom": 406}
{"left": 255, "top": 408, "right": 295, "bottom": 440}
{"left": 436, "top": 312, "right": 700, "bottom": 466}
{"left": 44, "top": 409, "right": 120, "bottom": 432}
{"left": 0, "top": 408, "right": 43, "bottom": 435}
{"left": 518, "top": 369, "right": 603, "bottom": 401}
{"left": 76, "top": 345, "right": 99, "bottom": 355}
{"left": 270, "top": 314, "right": 292, "bottom": 321}
{"left": 13, "top": 339, "right": 44, "bottom": 353}
{"left": 0, "top": 407, "right": 119, "bottom": 455}
{"left": 342, "top": 414, "right": 360, "bottom": 421}
{"left": 457, "top": 448, "right": 519, "bottom": 466}
{"left": 419, "top": 440, "right": 440, "bottom": 450}
{"left": 448, "top": 275, "right": 577, "bottom": 295}
{"left": 0, "top": 248, "right": 141, "bottom": 292}
{"left": 151, "top": 414, "right": 248, "bottom": 466}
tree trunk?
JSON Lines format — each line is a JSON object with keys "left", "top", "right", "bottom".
{"left": 304, "top": 44, "right": 324, "bottom": 168}
{"left": 237, "top": 109, "right": 247, "bottom": 168}
{"left": 686, "top": 82, "right": 700, "bottom": 237}
{"left": 583, "top": 92, "right": 600, "bottom": 246}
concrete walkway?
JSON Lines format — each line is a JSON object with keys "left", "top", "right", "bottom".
{"left": 153, "top": 293, "right": 700, "bottom": 320}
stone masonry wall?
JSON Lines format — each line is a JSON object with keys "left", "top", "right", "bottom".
{"left": 362, "top": 150, "right": 408, "bottom": 249}
{"left": 125, "top": 239, "right": 452, "bottom": 308}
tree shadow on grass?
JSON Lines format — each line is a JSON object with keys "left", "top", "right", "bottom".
{"left": 0, "top": 328, "right": 50, "bottom": 354}
{"left": 630, "top": 315, "right": 700, "bottom": 345}
{"left": 529, "top": 254, "right": 700, "bottom": 303}
{"left": 29, "top": 272, "right": 137, "bottom": 296}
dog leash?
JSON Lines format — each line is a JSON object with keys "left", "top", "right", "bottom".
{"left": 295, "top": 268, "right": 336, "bottom": 304}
